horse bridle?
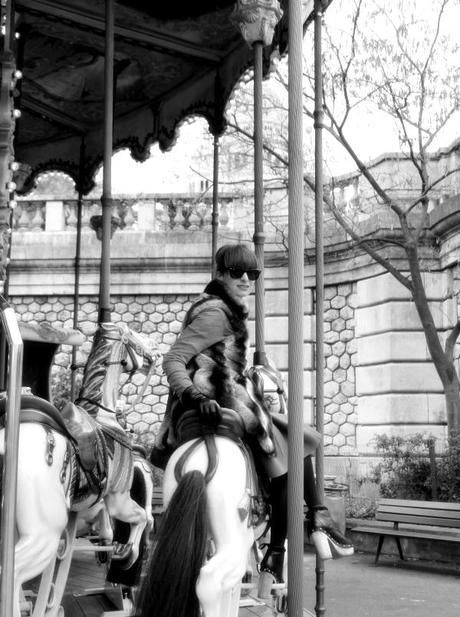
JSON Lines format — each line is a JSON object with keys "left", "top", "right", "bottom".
{"left": 76, "top": 330, "right": 157, "bottom": 417}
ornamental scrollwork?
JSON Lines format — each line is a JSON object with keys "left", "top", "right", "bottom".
{"left": 231, "top": 0, "right": 283, "bottom": 48}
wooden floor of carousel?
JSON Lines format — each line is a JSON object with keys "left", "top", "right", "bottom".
{"left": 24, "top": 536, "right": 292, "bottom": 617}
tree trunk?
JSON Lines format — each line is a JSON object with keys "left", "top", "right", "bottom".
{"left": 405, "top": 244, "right": 460, "bottom": 436}
{"left": 444, "top": 378, "right": 460, "bottom": 445}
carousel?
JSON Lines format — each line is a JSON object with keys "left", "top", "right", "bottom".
{"left": 0, "top": 1, "right": 333, "bottom": 616}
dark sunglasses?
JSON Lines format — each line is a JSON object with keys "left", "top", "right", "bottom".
{"left": 227, "top": 267, "right": 260, "bottom": 281}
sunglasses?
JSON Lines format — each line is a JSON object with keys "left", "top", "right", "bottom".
{"left": 227, "top": 267, "right": 260, "bottom": 281}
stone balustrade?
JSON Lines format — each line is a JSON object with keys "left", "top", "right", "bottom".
{"left": 329, "top": 147, "right": 460, "bottom": 220}
{"left": 13, "top": 194, "right": 247, "bottom": 234}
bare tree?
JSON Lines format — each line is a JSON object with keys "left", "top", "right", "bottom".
{"left": 227, "top": 0, "right": 460, "bottom": 438}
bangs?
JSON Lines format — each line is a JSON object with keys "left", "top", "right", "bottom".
{"left": 216, "top": 244, "right": 259, "bottom": 272}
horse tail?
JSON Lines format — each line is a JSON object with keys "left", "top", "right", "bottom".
{"left": 135, "top": 470, "right": 208, "bottom": 617}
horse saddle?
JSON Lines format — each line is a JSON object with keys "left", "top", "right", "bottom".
{"left": 61, "top": 401, "right": 99, "bottom": 471}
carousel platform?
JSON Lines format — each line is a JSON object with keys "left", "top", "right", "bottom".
{"left": 47, "top": 539, "right": 460, "bottom": 617}
{"left": 36, "top": 538, "right": 289, "bottom": 617}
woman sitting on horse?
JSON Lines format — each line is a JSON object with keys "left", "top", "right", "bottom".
{"left": 150, "top": 242, "right": 353, "bottom": 587}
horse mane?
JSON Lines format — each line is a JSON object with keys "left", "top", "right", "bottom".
{"left": 77, "top": 327, "right": 113, "bottom": 415}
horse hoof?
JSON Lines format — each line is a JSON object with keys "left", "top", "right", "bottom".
{"left": 257, "top": 571, "right": 285, "bottom": 599}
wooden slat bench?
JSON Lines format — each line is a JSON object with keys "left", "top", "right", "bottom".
{"left": 352, "top": 498, "right": 460, "bottom": 564}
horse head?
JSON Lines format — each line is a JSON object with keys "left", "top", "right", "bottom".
{"left": 77, "top": 321, "right": 161, "bottom": 421}
{"left": 246, "top": 357, "right": 288, "bottom": 415}
{"left": 114, "top": 322, "right": 161, "bottom": 375}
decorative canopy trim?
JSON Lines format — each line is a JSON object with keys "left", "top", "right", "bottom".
{"left": 12, "top": 0, "right": 318, "bottom": 194}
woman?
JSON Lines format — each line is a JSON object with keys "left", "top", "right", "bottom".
{"left": 151, "top": 243, "right": 353, "bottom": 587}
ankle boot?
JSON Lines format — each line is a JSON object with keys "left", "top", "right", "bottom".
{"left": 258, "top": 546, "right": 285, "bottom": 598}
{"left": 260, "top": 546, "right": 285, "bottom": 583}
{"left": 307, "top": 506, "right": 354, "bottom": 560}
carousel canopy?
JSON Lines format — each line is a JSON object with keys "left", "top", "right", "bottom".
{"left": 12, "top": 0, "right": 314, "bottom": 194}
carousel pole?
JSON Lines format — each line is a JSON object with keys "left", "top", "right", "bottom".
{"left": 232, "top": 1, "right": 282, "bottom": 365}
{"left": 0, "top": 300, "right": 23, "bottom": 617}
{"left": 211, "top": 133, "right": 219, "bottom": 277}
{"left": 71, "top": 137, "right": 85, "bottom": 400}
{"left": 0, "top": 5, "right": 23, "bottom": 615}
{"left": 287, "top": 0, "right": 306, "bottom": 615}
{"left": 99, "top": 0, "right": 115, "bottom": 324}
{"left": 313, "top": 2, "right": 326, "bottom": 615}
{"left": 252, "top": 39, "right": 266, "bottom": 366}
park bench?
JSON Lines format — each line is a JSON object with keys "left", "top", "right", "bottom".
{"left": 352, "top": 498, "right": 460, "bottom": 564}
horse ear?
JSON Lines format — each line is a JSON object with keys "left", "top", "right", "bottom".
{"left": 246, "top": 366, "right": 263, "bottom": 398}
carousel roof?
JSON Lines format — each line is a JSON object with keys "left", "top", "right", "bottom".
{"left": 12, "top": 0, "right": 314, "bottom": 194}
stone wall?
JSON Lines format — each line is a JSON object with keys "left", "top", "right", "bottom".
{"left": 323, "top": 283, "right": 358, "bottom": 456}
{"left": 5, "top": 189, "right": 460, "bottom": 474}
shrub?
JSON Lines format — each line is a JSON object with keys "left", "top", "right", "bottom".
{"left": 435, "top": 442, "right": 460, "bottom": 502}
{"left": 345, "top": 478, "right": 380, "bottom": 519}
{"left": 371, "top": 433, "right": 460, "bottom": 502}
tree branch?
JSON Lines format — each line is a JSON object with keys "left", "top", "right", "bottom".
{"left": 446, "top": 319, "right": 460, "bottom": 365}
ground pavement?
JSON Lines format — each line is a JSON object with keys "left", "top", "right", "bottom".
{"left": 55, "top": 543, "right": 460, "bottom": 616}
{"left": 298, "top": 548, "right": 460, "bottom": 617}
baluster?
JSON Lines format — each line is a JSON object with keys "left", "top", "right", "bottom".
{"left": 30, "top": 202, "right": 44, "bottom": 231}
{"left": 154, "top": 201, "right": 166, "bottom": 231}
{"left": 451, "top": 151, "right": 460, "bottom": 194}
{"left": 124, "top": 202, "right": 136, "bottom": 229}
{"left": 203, "top": 201, "right": 213, "bottom": 230}
{"left": 335, "top": 186, "right": 345, "bottom": 209}
{"left": 196, "top": 201, "right": 208, "bottom": 230}
{"left": 187, "top": 202, "right": 200, "bottom": 231}
{"left": 65, "top": 201, "right": 78, "bottom": 230}
{"left": 349, "top": 177, "right": 360, "bottom": 213}
{"left": 81, "top": 201, "right": 94, "bottom": 230}
{"left": 17, "top": 203, "right": 30, "bottom": 230}
{"left": 167, "top": 200, "right": 178, "bottom": 230}
{"left": 11, "top": 204, "right": 21, "bottom": 230}
{"left": 178, "top": 200, "right": 190, "bottom": 230}
{"left": 219, "top": 201, "right": 230, "bottom": 228}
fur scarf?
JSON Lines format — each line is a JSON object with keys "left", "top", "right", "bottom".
{"left": 184, "top": 279, "right": 275, "bottom": 455}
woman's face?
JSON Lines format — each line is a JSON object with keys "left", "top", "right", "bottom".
{"left": 217, "top": 268, "right": 255, "bottom": 305}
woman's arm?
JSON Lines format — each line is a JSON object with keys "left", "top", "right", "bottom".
{"left": 162, "top": 306, "right": 231, "bottom": 398}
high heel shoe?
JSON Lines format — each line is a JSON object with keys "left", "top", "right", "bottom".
{"left": 258, "top": 546, "right": 285, "bottom": 598}
{"left": 307, "top": 506, "right": 354, "bottom": 560}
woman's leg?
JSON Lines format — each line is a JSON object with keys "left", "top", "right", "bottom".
{"left": 261, "top": 456, "right": 353, "bottom": 579}
{"left": 303, "top": 455, "right": 354, "bottom": 559}
{"left": 259, "top": 473, "right": 287, "bottom": 585}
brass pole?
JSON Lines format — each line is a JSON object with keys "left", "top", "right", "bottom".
{"left": 0, "top": 301, "right": 23, "bottom": 617}
{"left": 253, "top": 40, "right": 267, "bottom": 366}
{"left": 211, "top": 133, "right": 219, "bottom": 277}
{"left": 314, "top": 1, "right": 326, "bottom": 615}
{"left": 98, "top": 0, "right": 114, "bottom": 324}
{"left": 71, "top": 138, "right": 85, "bottom": 400}
{"left": 288, "top": 0, "right": 305, "bottom": 615}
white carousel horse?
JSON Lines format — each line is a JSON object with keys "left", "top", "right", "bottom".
{"left": 135, "top": 408, "right": 265, "bottom": 617}
{"left": 0, "top": 321, "right": 160, "bottom": 617}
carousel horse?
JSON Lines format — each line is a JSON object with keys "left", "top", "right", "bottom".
{"left": 135, "top": 358, "right": 289, "bottom": 617}
{"left": 135, "top": 407, "right": 265, "bottom": 617}
{"left": 0, "top": 321, "right": 160, "bottom": 617}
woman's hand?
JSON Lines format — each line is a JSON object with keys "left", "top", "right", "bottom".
{"left": 181, "top": 386, "right": 223, "bottom": 426}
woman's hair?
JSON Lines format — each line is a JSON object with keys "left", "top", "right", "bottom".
{"left": 215, "top": 244, "right": 259, "bottom": 273}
